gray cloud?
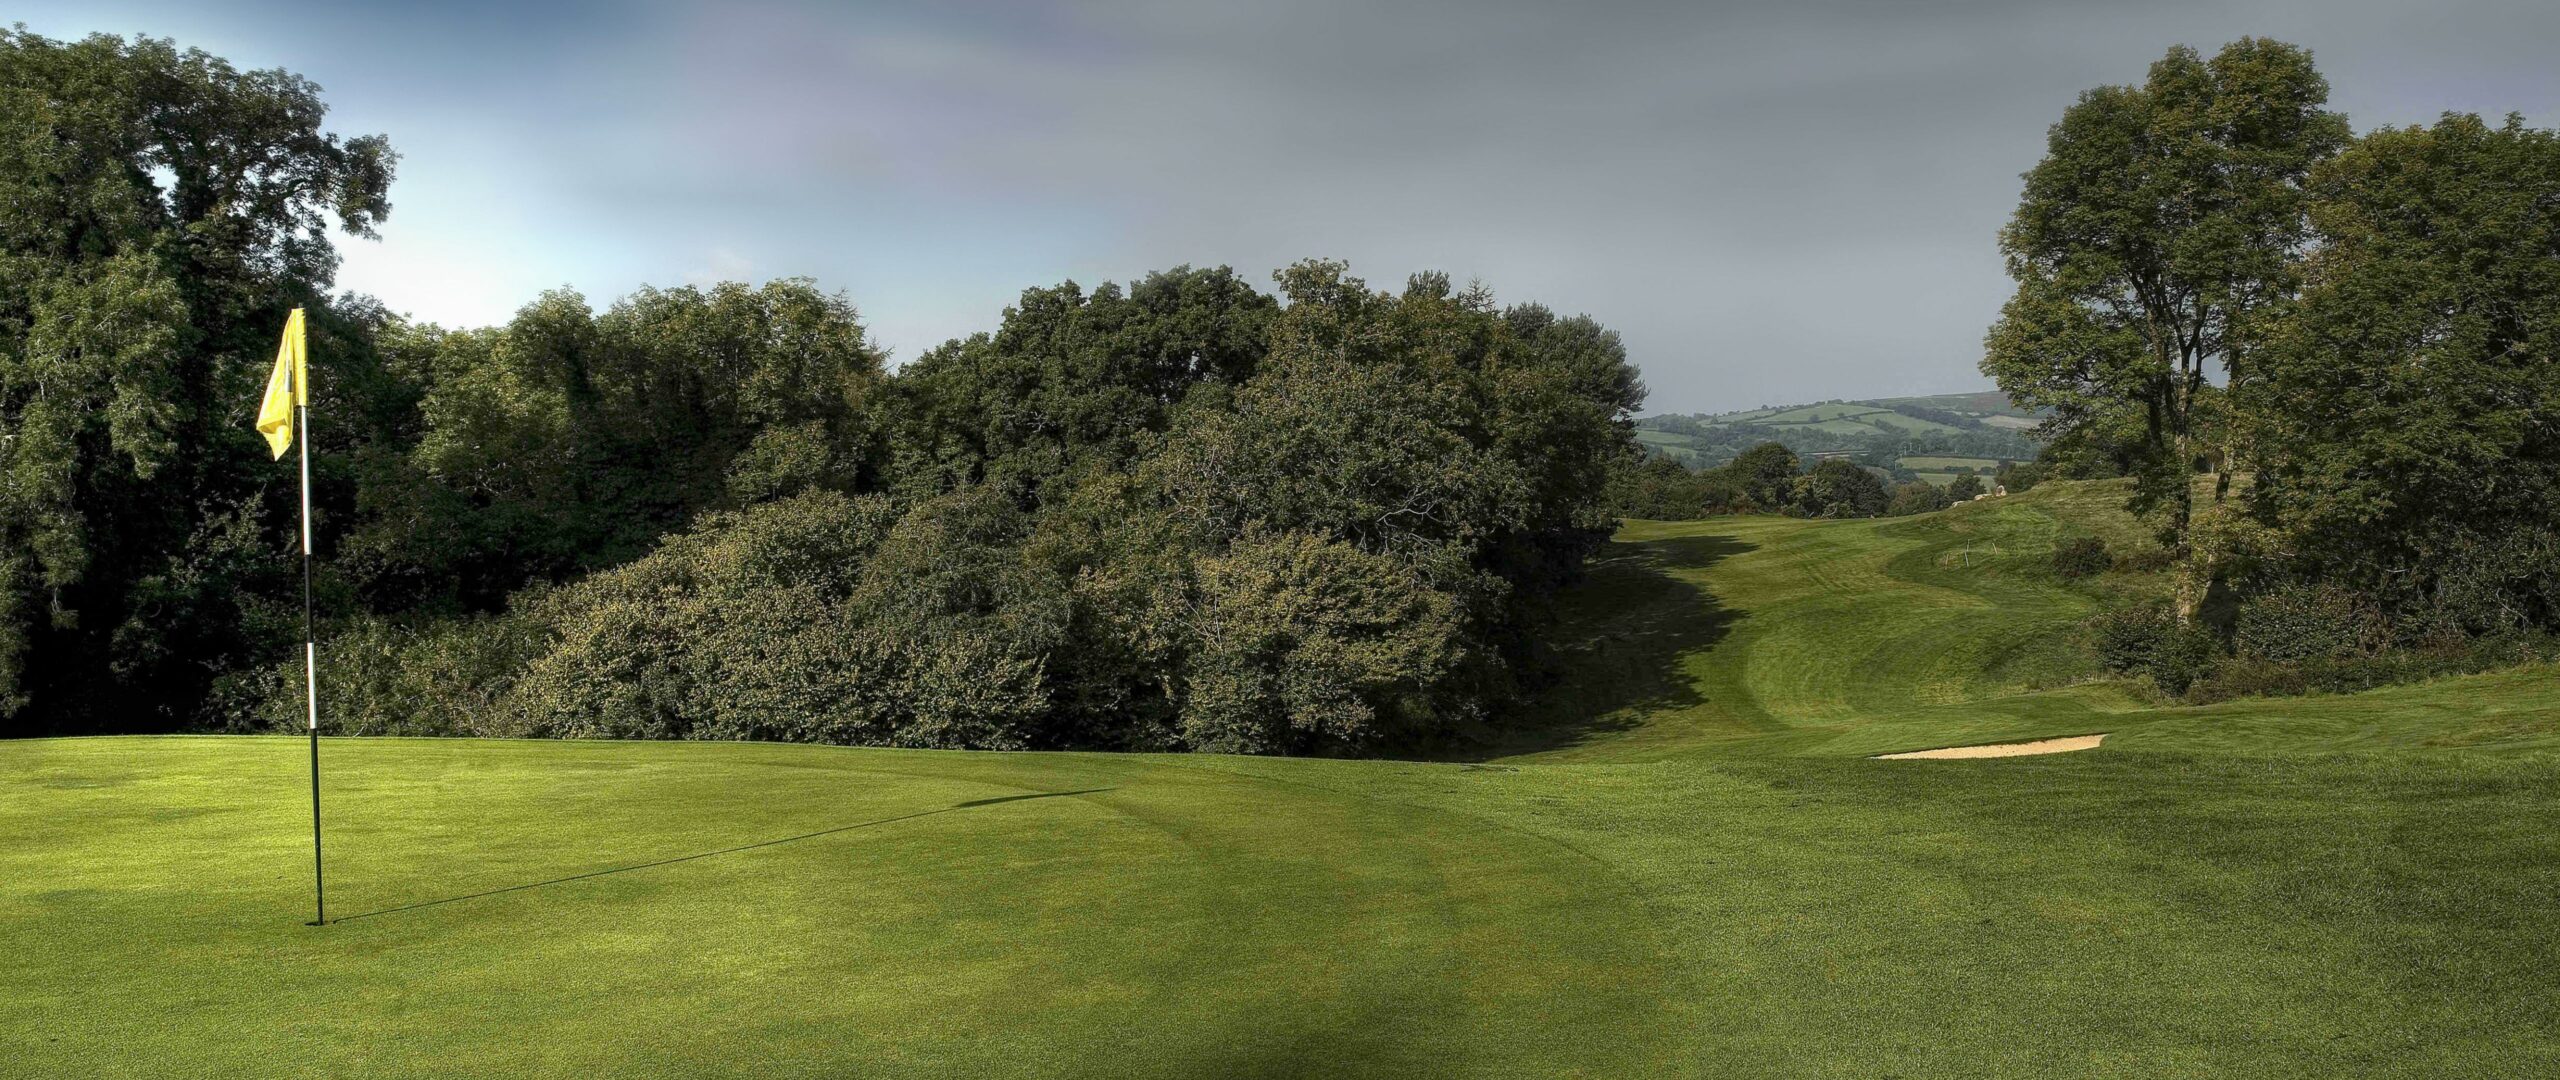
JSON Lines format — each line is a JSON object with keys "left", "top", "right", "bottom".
{"left": 22, "top": 0, "right": 2560, "bottom": 411}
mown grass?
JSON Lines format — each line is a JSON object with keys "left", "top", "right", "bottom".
{"left": 6, "top": 480, "right": 2557, "bottom": 1077}
{"left": 2, "top": 739, "right": 1676, "bottom": 1078}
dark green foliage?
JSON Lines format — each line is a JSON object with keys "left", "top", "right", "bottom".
{"left": 2390, "top": 527, "right": 2560, "bottom": 645}
{"left": 1608, "top": 453, "right": 1735, "bottom": 520}
{"left": 1180, "top": 531, "right": 1466, "bottom": 754}
{"left": 1984, "top": 38, "right": 2349, "bottom": 539}
{"left": 213, "top": 259, "right": 1642, "bottom": 755}
{"left": 211, "top": 607, "right": 547, "bottom": 736}
{"left": 2147, "top": 620, "right": 2224, "bottom": 696}
{"left": 2233, "top": 583, "right": 2381, "bottom": 663}
{"left": 1789, "top": 458, "right": 1890, "bottom": 519}
{"left": 1945, "top": 474, "right": 1985, "bottom": 501}
{"left": 346, "top": 280, "right": 885, "bottom": 613}
{"left": 881, "top": 266, "right": 1276, "bottom": 506}
{"left": 1997, "top": 460, "right": 2048, "bottom": 494}
{"left": 2246, "top": 115, "right": 2560, "bottom": 636}
{"left": 2187, "top": 632, "right": 2559, "bottom": 704}
{"left": 1721, "top": 442, "right": 1800, "bottom": 512}
{"left": 0, "top": 29, "right": 396, "bottom": 731}
{"left": 500, "top": 488, "right": 1074, "bottom": 748}
{"left": 1884, "top": 481, "right": 1950, "bottom": 517}
{"left": 1626, "top": 441, "right": 1908, "bottom": 522}
{"left": 2084, "top": 579, "right": 2536, "bottom": 704}
{"left": 2086, "top": 604, "right": 2220, "bottom": 694}
{"left": 2050, "top": 536, "right": 2110, "bottom": 579}
{"left": 2089, "top": 605, "right": 2170, "bottom": 675}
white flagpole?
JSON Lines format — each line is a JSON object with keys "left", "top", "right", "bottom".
{"left": 301, "top": 379, "right": 325, "bottom": 926}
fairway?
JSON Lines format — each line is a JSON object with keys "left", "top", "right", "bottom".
{"left": 9, "top": 481, "right": 2559, "bottom": 1077}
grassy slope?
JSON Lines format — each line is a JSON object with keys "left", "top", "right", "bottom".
{"left": 1505, "top": 481, "right": 2169, "bottom": 762}
{"left": 6, "top": 480, "right": 2557, "bottom": 1077}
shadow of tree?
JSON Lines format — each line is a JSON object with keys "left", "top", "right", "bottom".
{"left": 328, "top": 787, "right": 1114, "bottom": 924}
{"left": 1446, "top": 531, "right": 1754, "bottom": 760}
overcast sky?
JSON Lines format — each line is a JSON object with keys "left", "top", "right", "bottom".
{"left": 19, "top": 1, "right": 2560, "bottom": 413}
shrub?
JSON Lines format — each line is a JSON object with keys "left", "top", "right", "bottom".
{"left": 2051, "top": 536, "right": 2111, "bottom": 579}
{"left": 1180, "top": 531, "right": 1469, "bottom": 754}
{"left": 2233, "top": 583, "right": 2382, "bottom": 663}
{"left": 1885, "top": 481, "right": 1950, "bottom": 517}
{"left": 2086, "top": 603, "right": 2221, "bottom": 694}
{"left": 2187, "top": 631, "right": 2559, "bottom": 704}
{"left": 501, "top": 488, "right": 1080, "bottom": 749}
{"left": 215, "top": 609, "right": 547, "bottom": 736}
{"left": 1998, "top": 461, "right": 2048, "bottom": 494}
{"left": 2088, "top": 605, "right": 2170, "bottom": 674}
{"left": 2149, "top": 619, "right": 2224, "bottom": 695}
{"left": 1946, "top": 474, "right": 1985, "bottom": 501}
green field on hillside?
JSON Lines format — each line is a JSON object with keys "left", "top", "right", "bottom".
{"left": 1867, "top": 390, "right": 2038, "bottom": 418}
{"left": 1898, "top": 454, "right": 2004, "bottom": 471}
{"left": 1633, "top": 427, "right": 1698, "bottom": 448}
{"left": 1755, "top": 403, "right": 1887, "bottom": 424}
{"left": 8, "top": 481, "right": 2556, "bottom": 1077}
{"left": 1758, "top": 417, "right": 1879, "bottom": 437}
{"left": 1847, "top": 410, "right": 1967, "bottom": 434}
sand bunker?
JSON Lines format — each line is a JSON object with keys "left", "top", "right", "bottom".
{"left": 1875, "top": 733, "right": 2107, "bottom": 760}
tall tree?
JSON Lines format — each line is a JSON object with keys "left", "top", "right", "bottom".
{"left": 345, "top": 280, "right": 883, "bottom": 613}
{"left": 1983, "top": 38, "right": 2347, "bottom": 545}
{"left": 2244, "top": 114, "right": 2560, "bottom": 632}
{"left": 883, "top": 266, "right": 1277, "bottom": 506}
{"left": 1721, "top": 442, "right": 1799, "bottom": 512}
{"left": 1792, "top": 459, "right": 1891, "bottom": 519}
{"left": 0, "top": 31, "right": 394, "bottom": 729}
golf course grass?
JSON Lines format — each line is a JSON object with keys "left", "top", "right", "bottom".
{"left": 7, "top": 480, "right": 2557, "bottom": 1077}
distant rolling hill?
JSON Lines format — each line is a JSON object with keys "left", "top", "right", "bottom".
{"left": 1634, "top": 390, "right": 2045, "bottom": 476}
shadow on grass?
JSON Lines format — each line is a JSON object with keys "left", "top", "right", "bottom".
{"left": 328, "top": 788, "right": 1113, "bottom": 924}
{"left": 1451, "top": 532, "right": 1754, "bottom": 760}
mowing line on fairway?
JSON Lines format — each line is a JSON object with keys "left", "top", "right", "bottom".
{"left": 326, "top": 787, "right": 1110, "bottom": 923}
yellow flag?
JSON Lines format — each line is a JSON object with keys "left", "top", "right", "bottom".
{"left": 256, "top": 308, "right": 308, "bottom": 459}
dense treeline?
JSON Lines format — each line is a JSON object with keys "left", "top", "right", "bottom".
{"left": 1988, "top": 38, "right": 2560, "bottom": 677}
{"left": 0, "top": 31, "right": 1642, "bottom": 753}
{"left": 1608, "top": 441, "right": 1981, "bottom": 521}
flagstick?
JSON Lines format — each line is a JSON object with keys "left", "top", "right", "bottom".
{"left": 301, "top": 399, "right": 324, "bottom": 927}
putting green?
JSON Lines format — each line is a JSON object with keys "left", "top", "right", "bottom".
{"left": 7, "top": 480, "right": 2557, "bottom": 1077}
{"left": 0, "top": 738, "right": 1677, "bottom": 1078}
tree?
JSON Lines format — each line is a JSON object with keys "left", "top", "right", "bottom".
{"left": 1983, "top": 38, "right": 2348, "bottom": 546}
{"left": 0, "top": 30, "right": 395, "bottom": 729}
{"left": 1609, "top": 453, "right": 1732, "bottom": 520}
{"left": 883, "top": 266, "right": 1277, "bottom": 506}
{"left": 1885, "top": 481, "right": 1951, "bottom": 517}
{"left": 1997, "top": 461, "right": 2049, "bottom": 494}
{"left": 1720, "top": 442, "right": 1800, "bottom": 512}
{"left": 1791, "top": 459, "right": 1891, "bottom": 519}
{"left": 2245, "top": 114, "right": 2560, "bottom": 633}
{"left": 1947, "top": 474, "right": 1985, "bottom": 501}
{"left": 344, "top": 280, "right": 885, "bottom": 614}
